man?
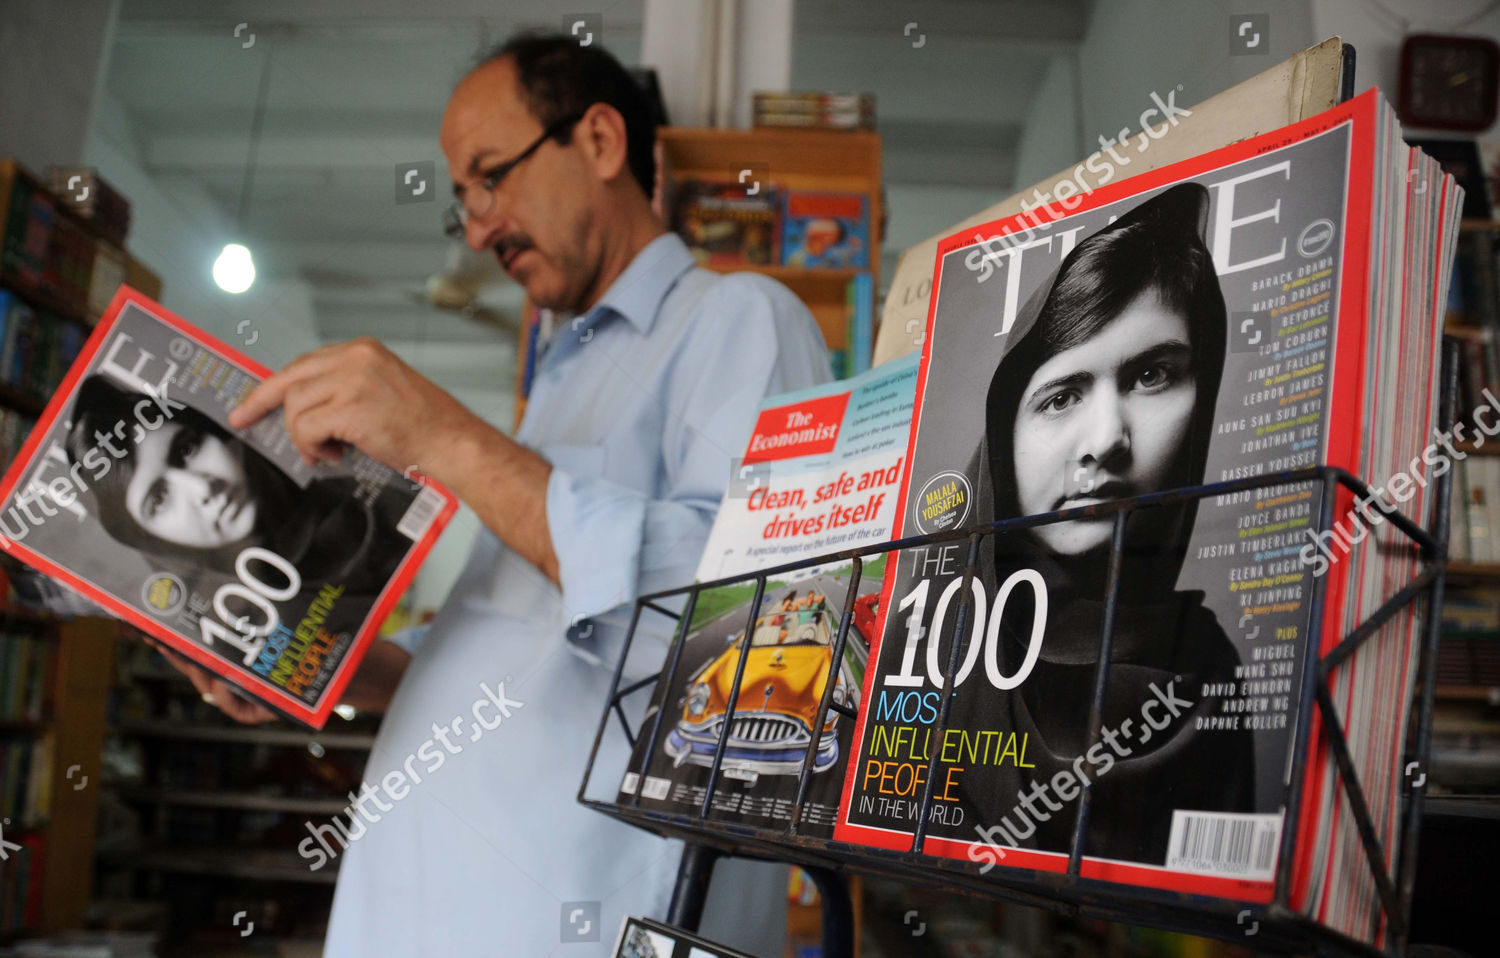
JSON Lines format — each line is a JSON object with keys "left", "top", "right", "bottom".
{"left": 178, "top": 34, "right": 830, "bottom": 954}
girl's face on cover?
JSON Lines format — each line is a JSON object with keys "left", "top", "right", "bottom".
{"left": 125, "top": 422, "right": 257, "bottom": 549}
{"left": 1011, "top": 289, "right": 1197, "bottom": 555}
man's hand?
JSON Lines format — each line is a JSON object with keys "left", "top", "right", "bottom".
{"left": 339, "top": 637, "right": 412, "bottom": 714}
{"left": 227, "top": 337, "right": 485, "bottom": 477}
{"left": 227, "top": 337, "right": 562, "bottom": 584}
{"left": 145, "top": 637, "right": 277, "bottom": 725}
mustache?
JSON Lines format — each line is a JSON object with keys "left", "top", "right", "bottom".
{"left": 492, "top": 235, "right": 535, "bottom": 261}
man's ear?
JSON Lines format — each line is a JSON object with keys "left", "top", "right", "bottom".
{"left": 577, "top": 102, "right": 630, "bottom": 184}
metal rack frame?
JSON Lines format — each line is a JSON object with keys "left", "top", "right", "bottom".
{"left": 579, "top": 334, "right": 1456, "bottom": 958}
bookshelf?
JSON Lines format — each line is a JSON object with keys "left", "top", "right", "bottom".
{"left": 1, "top": 615, "right": 117, "bottom": 938}
{"left": 96, "top": 634, "right": 383, "bottom": 948}
{"left": 0, "top": 157, "right": 164, "bottom": 941}
{"left": 658, "top": 126, "right": 881, "bottom": 359}
{"left": 1435, "top": 214, "right": 1500, "bottom": 802}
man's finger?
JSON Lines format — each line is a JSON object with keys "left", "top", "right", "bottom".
{"left": 227, "top": 371, "right": 297, "bottom": 430}
{"left": 215, "top": 681, "right": 276, "bottom": 724}
{"left": 227, "top": 350, "right": 338, "bottom": 430}
{"left": 287, "top": 402, "right": 359, "bottom": 468}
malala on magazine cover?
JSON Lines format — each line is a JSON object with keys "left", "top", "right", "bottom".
{"left": 835, "top": 96, "right": 1390, "bottom": 900}
{"left": 0, "top": 287, "right": 456, "bottom": 728}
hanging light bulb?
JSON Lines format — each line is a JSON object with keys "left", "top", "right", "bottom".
{"left": 218, "top": 33, "right": 274, "bottom": 296}
{"left": 213, "top": 242, "right": 256, "bottom": 294}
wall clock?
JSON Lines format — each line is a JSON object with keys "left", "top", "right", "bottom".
{"left": 1398, "top": 33, "right": 1499, "bottom": 132}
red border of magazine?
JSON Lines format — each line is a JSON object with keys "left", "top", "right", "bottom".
{"left": 0, "top": 286, "right": 459, "bottom": 728}
{"left": 832, "top": 91, "right": 1381, "bottom": 904}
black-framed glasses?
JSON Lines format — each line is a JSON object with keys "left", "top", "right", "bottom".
{"left": 442, "top": 111, "right": 587, "bottom": 240}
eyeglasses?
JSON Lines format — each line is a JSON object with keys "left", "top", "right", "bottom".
{"left": 442, "top": 112, "right": 587, "bottom": 240}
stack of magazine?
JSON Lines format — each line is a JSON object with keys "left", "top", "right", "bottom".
{"left": 620, "top": 88, "right": 1461, "bottom": 947}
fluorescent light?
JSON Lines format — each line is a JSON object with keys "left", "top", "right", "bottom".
{"left": 213, "top": 243, "right": 256, "bottom": 294}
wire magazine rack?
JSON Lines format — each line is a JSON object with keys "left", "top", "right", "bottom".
{"left": 578, "top": 330, "right": 1458, "bottom": 958}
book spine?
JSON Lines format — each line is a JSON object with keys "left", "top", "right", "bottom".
{"left": 1468, "top": 456, "right": 1489, "bottom": 561}
{"left": 1474, "top": 230, "right": 1500, "bottom": 328}
{"left": 851, "top": 272, "right": 872, "bottom": 375}
{"left": 1450, "top": 458, "right": 1470, "bottom": 561}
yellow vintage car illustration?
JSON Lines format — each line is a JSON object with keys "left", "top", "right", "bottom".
{"left": 664, "top": 593, "right": 867, "bottom": 786}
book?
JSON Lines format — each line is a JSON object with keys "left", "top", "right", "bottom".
{"left": 618, "top": 356, "right": 917, "bottom": 835}
{"left": 848, "top": 271, "right": 873, "bottom": 376}
{"left": 0, "top": 634, "right": 52, "bottom": 721}
{"left": 672, "top": 180, "right": 782, "bottom": 267}
{"left": 782, "top": 191, "right": 869, "bottom": 269}
{"left": 753, "top": 92, "right": 876, "bottom": 131}
{"left": 1449, "top": 457, "right": 1471, "bottom": 561}
{"left": 1464, "top": 458, "right": 1492, "bottom": 562}
{"left": 1, "top": 173, "right": 54, "bottom": 290}
{"left": 0, "top": 287, "right": 459, "bottom": 728}
{"left": 87, "top": 239, "right": 129, "bottom": 323}
{"left": 832, "top": 89, "right": 1460, "bottom": 945}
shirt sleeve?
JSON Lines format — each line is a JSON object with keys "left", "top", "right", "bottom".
{"left": 545, "top": 273, "right": 832, "bottom": 634}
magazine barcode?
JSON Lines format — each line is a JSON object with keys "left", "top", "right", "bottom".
{"left": 1165, "top": 811, "right": 1281, "bottom": 880}
{"left": 397, "top": 487, "right": 444, "bottom": 540}
{"left": 641, "top": 776, "right": 671, "bottom": 801}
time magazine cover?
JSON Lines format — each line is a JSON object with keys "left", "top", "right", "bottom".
{"left": 834, "top": 88, "right": 1454, "bottom": 923}
{"left": 0, "top": 287, "right": 457, "bottom": 728}
{"left": 619, "top": 357, "right": 916, "bottom": 836}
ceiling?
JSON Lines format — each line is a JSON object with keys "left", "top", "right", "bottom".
{"left": 101, "top": 0, "right": 1092, "bottom": 415}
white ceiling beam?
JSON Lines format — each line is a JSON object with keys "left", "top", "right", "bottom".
{"left": 145, "top": 132, "right": 442, "bottom": 174}
{"left": 793, "top": 0, "right": 1091, "bottom": 43}
{"left": 118, "top": 1, "right": 645, "bottom": 30}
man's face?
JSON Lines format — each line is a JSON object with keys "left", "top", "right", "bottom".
{"left": 125, "top": 422, "right": 257, "bottom": 549}
{"left": 1011, "top": 289, "right": 1198, "bottom": 555}
{"left": 440, "top": 58, "right": 599, "bottom": 311}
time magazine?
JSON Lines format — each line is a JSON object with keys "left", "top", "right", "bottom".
{"left": 0, "top": 287, "right": 457, "bottom": 728}
{"left": 833, "top": 89, "right": 1459, "bottom": 943}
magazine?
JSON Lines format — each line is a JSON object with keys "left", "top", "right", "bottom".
{"left": 782, "top": 191, "right": 870, "bottom": 269}
{"left": 611, "top": 916, "right": 755, "bottom": 958}
{"left": 619, "top": 356, "right": 917, "bottom": 835}
{"left": 672, "top": 180, "right": 782, "bottom": 267}
{"left": 832, "top": 89, "right": 1459, "bottom": 943}
{"left": 0, "top": 287, "right": 457, "bottom": 728}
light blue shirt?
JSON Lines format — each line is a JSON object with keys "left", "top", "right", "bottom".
{"left": 323, "top": 233, "right": 831, "bottom": 957}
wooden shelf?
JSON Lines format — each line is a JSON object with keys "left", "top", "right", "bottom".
{"left": 700, "top": 263, "right": 861, "bottom": 284}
{"left": 114, "top": 784, "right": 351, "bottom": 816}
{"left": 1435, "top": 684, "right": 1500, "bottom": 703}
{"left": 116, "top": 717, "right": 375, "bottom": 750}
{"left": 0, "top": 379, "right": 45, "bottom": 418}
{"left": 0, "top": 717, "right": 50, "bottom": 733}
{"left": 1447, "top": 561, "right": 1500, "bottom": 581}
{"left": 1460, "top": 218, "right": 1500, "bottom": 233}
{"left": 99, "top": 844, "right": 339, "bottom": 885}
{"left": 658, "top": 127, "right": 882, "bottom": 193}
{"left": 0, "top": 274, "right": 90, "bottom": 329}
{"left": 0, "top": 605, "right": 64, "bottom": 629}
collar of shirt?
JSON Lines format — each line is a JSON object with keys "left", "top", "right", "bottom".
{"left": 537, "top": 232, "right": 696, "bottom": 370}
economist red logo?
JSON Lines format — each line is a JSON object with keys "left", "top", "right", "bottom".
{"left": 743, "top": 392, "right": 849, "bottom": 463}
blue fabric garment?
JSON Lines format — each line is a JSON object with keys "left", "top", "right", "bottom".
{"left": 321, "top": 233, "right": 832, "bottom": 956}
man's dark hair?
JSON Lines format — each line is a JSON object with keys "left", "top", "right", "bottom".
{"left": 478, "top": 33, "right": 657, "bottom": 198}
